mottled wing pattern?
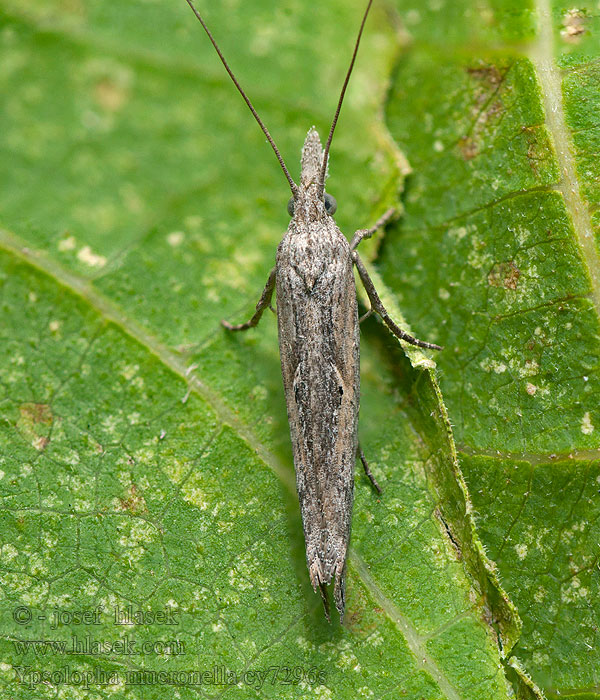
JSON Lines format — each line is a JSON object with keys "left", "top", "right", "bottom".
{"left": 276, "top": 216, "right": 359, "bottom": 619}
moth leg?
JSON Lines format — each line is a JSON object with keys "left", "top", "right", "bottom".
{"left": 221, "top": 267, "right": 276, "bottom": 331}
{"left": 352, "top": 252, "right": 443, "bottom": 350}
{"left": 350, "top": 207, "right": 397, "bottom": 251}
{"left": 358, "top": 443, "right": 382, "bottom": 495}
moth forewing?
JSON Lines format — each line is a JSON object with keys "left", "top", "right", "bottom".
{"left": 276, "top": 129, "right": 360, "bottom": 620}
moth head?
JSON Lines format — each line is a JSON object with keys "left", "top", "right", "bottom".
{"left": 287, "top": 192, "right": 337, "bottom": 217}
{"left": 287, "top": 127, "right": 337, "bottom": 218}
{"left": 300, "top": 127, "right": 326, "bottom": 187}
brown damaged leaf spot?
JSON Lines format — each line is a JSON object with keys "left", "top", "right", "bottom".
{"left": 485, "top": 100, "right": 503, "bottom": 121}
{"left": 488, "top": 261, "right": 520, "bottom": 289}
{"left": 94, "top": 79, "right": 129, "bottom": 113}
{"left": 560, "top": 9, "right": 588, "bottom": 44}
{"left": 467, "top": 63, "right": 504, "bottom": 89}
{"left": 466, "top": 62, "right": 507, "bottom": 112}
{"left": 19, "top": 403, "right": 53, "bottom": 425}
{"left": 118, "top": 483, "right": 147, "bottom": 514}
{"left": 33, "top": 436, "right": 50, "bottom": 451}
{"left": 458, "top": 63, "right": 507, "bottom": 162}
{"left": 344, "top": 606, "right": 365, "bottom": 630}
{"left": 457, "top": 99, "right": 503, "bottom": 161}
{"left": 527, "top": 142, "right": 540, "bottom": 176}
{"left": 522, "top": 125, "right": 552, "bottom": 176}
{"left": 17, "top": 403, "right": 53, "bottom": 451}
{"left": 459, "top": 135, "right": 479, "bottom": 160}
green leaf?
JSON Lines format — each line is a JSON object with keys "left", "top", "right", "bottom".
{"left": 378, "top": 0, "right": 600, "bottom": 698}
{"left": 1, "top": 0, "right": 596, "bottom": 699}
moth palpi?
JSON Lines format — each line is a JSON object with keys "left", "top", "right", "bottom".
{"left": 185, "top": 0, "right": 442, "bottom": 621}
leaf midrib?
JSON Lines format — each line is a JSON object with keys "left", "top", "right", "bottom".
{"left": 458, "top": 444, "right": 600, "bottom": 463}
{"left": 530, "top": 0, "right": 600, "bottom": 317}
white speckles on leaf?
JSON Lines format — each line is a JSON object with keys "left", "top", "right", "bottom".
{"left": 447, "top": 224, "right": 471, "bottom": 240}
{"left": 581, "top": 411, "right": 594, "bottom": 434}
{"left": 336, "top": 644, "right": 361, "bottom": 671}
{"left": 120, "top": 364, "right": 139, "bottom": 381}
{"left": 249, "top": 384, "right": 268, "bottom": 403}
{"left": 205, "top": 286, "right": 222, "bottom": 304}
{"left": 163, "top": 458, "right": 188, "bottom": 483}
{"left": 58, "top": 235, "right": 77, "bottom": 252}
{"left": 314, "top": 685, "right": 333, "bottom": 700}
{"left": 515, "top": 543, "right": 528, "bottom": 560}
{"left": 41, "top": 493, "right": 59, "bottom": 508}
{"left": 406, "top": 9, "right": 421, "bottom": 24}
{"left": 208, "top": 258, "right": 254, "bottom": 295}
{"left": 117, "top": 519, "right": 156, "bottom": 561}
{"left": 228, "top": 555, "right": 259, "bottom": 591}
{"left": 128, "top": 412, "right": 141, "bottom": 426}
{"left": 77, "top": 245, "right": 107, "bottom": 268}
{"left": 167, "top": 231, "right": 185, "bottom": 247}
{"left": 182, "top": 484, "right": 209, "bottom": 510}
{"left": 132, "top": 376, "right": 145, "bottom": 390}
{"left": 132, "top": 447, "right": 153, "bottom": 467}
{"left": 515, "top": 358, "right": 539, "bottom": 378}
{"left": 28, "top": 553, "right": 46, "bottom": 576}
{"left": 296, "top": 635, "right": 315, "bottom": 653}
{"left": 1, "top": 544, "right": 18, "bottom": 562}
{"left": 3, "top": 572, "right": 32, "bottom": 594}
{"left": 217, "top": 519, "right": 234, "bottom": 534}
{"left": 82, "top": 581, "right": 99, "bottom": 596}
{"left": 561, "top": 576, "right": 589, "bottom": 603}
{"left": 366, "top": 629, "right": 384, "bottom": 647}
{"left": 467, "top": 241, "right": 493, "bottom": 269}
{"left": 532, "top": 651, "right": 551, "bottom": 667}
{"left": 480, "top": 357, "right": 507, "bottom": 373}
{"left": 42, "top": 532, "right": 58, "bottom": 550}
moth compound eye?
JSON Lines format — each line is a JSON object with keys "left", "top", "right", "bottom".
{"left": 324, "top": 193, "right": 337, "bottom": 215}
{"left": 287, "top": 197, "right": 295, "bottom": 217}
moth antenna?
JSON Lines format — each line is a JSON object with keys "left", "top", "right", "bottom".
{"left": 185, "top": 0, "right": 298, "bottom": 196}
{"left": 318, "top": 0, "right": 374, "bottom": 198}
